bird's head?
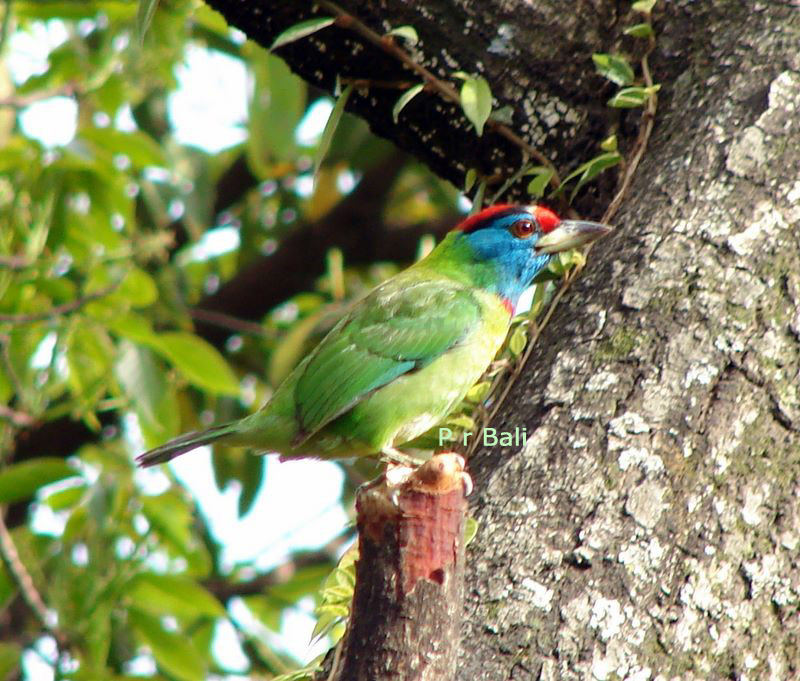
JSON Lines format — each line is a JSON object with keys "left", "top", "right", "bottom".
{"left": 451, "top": 204, "right": 611, "bottom": 308}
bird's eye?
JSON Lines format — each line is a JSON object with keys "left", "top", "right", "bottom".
{"left": 511, "top": 219, "right": 535, "bottom": 239}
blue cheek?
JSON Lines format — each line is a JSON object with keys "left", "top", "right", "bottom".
{"left": 464, "top": 229, "right": 552, "bottom": 303}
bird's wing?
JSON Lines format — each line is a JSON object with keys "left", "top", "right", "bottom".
{"left": 292, "top": 280, "right": 482, "bottom": 444}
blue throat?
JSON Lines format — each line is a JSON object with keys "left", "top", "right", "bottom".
{"left": 462, "top": 226, "right": 552, "bottom": 307}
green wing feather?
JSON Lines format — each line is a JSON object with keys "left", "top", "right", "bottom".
{"left": 293, "top": 280, "right": 481, "bottom": 443}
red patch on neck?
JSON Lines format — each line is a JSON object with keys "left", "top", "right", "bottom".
{"left": 532, "top": 205, "right": 561, "bottom": 233}
{"left": 454, "top": 204, "right": 515, "bottom": 233}
{"left": 501, "top": 298, "right": 514, "bottom": 315}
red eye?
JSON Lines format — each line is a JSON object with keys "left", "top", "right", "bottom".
{"left": 511, "top": 219, "right": 535, "bottom": 239}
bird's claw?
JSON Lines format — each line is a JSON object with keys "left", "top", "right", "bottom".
{"left": 380, "top": 446, "right": 423, "bottom": 468}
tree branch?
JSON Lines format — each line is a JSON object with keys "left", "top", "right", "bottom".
{"left": 193, "top": 152, "right": 434, "bottom": 346}
{"left": 317, "top": 0, "right": 559, "bottom": 185}
{"left": 206, "top": 0, "right": 612, "bottom": 196}
{"left": 0, "top": 511, "right": 67, "bottom": 647}
{"left": 0, "top": 281, "right": 123, "bottom": 324}
{"left": 203, "top": 530, "right": 352, "bottom": 602}
{"left": 332, "top": 454, "right": 470, "bottom": 681}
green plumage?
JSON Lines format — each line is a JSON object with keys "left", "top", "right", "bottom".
{"left": 137, "top": 204, "right": 610, "bottom": 467}
{"left": 138, "top": 233, "right": 509, "bottom": 466}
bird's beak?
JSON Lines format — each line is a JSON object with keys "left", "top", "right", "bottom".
{"left": 534, "top": 220, "right": 612, "bottom": 254}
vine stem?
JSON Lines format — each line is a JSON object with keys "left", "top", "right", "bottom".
{"left": 315, "top": 0, "right": 560, "bottom": 186}
{"left": 468, "top": 48, "right": 658, "bottom": 457}
{"left": 466, "top": 271, "right": 575, "bottom": 457}
{"left": 188, "top": 308, "right": 269, "bottom": 337}
{"left": 0, "top": 510, "right": 67, "bottom": 646}
{"left": 0, "top": 280, "right": 123, "bottom": 323}
{"left": 602, "top": 48, "right": 657, "bottom": 223}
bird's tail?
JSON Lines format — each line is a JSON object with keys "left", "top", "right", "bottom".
{"left": 136, "top": 423, "right": 237, "bottom": 467}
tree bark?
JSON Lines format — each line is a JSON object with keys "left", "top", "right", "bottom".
{"left": 462, "top": 6, "right": 800, "bottom": 680}
{"left": 207, "top": 0, "right": 622, "bottom": 210}
{"left": 205, "top": 1, "right": 800, "bottom": 679}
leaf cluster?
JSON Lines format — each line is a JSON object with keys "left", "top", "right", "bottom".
{"left": 0, "top": 2, "right": 457, "bottom": 679}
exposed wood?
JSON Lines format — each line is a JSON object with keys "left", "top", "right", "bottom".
{"left": 330, "top": 454, "right": 470, "bottom": 681}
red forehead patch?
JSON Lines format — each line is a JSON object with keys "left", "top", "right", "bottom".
{"left": 454, "top": 204, "right": 515, "bottom": 233}
{"left": 532, "top": 205, "right": 561, "bottom": 233}
{"left": 455, "top": 204, "right": 562, "bottom": 234}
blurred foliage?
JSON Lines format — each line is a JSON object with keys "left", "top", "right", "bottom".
{"left": 0, "top": 1, "right": 461, "bottom": 679}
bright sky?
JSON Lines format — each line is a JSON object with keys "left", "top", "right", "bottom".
{"left": 9, "top": 18, "right": 347, "bottom": 680}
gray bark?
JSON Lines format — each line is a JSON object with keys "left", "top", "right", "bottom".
{"left": 465, "top": 6, "right": 800, "bottom": 680}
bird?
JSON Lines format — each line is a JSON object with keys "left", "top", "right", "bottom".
{"left": 136, "top": 204, "right": 610, "bottom": 468}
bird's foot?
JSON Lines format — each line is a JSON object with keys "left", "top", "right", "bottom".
{"left": 380, "top": 446, "right": 423, "bottom": 468}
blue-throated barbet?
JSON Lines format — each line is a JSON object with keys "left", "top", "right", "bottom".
{"left": 137, "top": 205, "right": 610, "bottom": 467}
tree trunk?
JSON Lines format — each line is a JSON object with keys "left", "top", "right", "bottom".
{"left": 206, "top": 1, "right": 800, "bottom": 678}
{"left": 463, "top": 7, "right": 800, "bottom": 680}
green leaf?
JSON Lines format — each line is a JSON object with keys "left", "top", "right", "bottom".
{"left": 140, "top": 492, "right": 195, "bottom": 559}
{"left": 0, "top": 459, "right": 78, "bottom": 503}
{"left": 463, "top": 516, "right": 478, "bottom": 546}
{"left": 549, "top": 249, "right": 586, "bottom": 277}
{"left": 386, "top": 25, "right": 419, "bottom": 45}
{"left": 314, "top": 83, "right": 354, "bottom": 180}
{"left": 392, "top": 83, "right": 424, "bottom": 123}
{"left": 314, "top": 603, "right": 349, "bottom": 618}
{"left": 84, "top": 599, "right": 113, "bottom": 672}
{"left": 116, "top": 268, "right": 158, "bottom": 308}
{"left": 525, "top": 167, "right": 554, "bottom": 198}
{"left": 0, "top": 562, "right": 15, "bottom": 613}
{"left": 508, "top": 326, "right": 527, "bottom": 356}
{"left": 107, "top": 313, "right": 160, "bottom": 346}
{"left": 42, "top": 484, "right": 87, "bottom": 511}
{"left": 81, "top": 127, "right": 166, "bottom": 169}
{"left": 270, "top": 564, "right": 332, "bottom": 606}
{"left": 243, "top": 594, "right": 282, "bottom": 632}
{"left": 116, "top": 341, "right": 159, "bottom": 426}
{"left": 129, "top": 609, "right": 206, "bottom": 681}
{"left": 491, "top": 104, "right": 514, "bottom": 125}
{"left": 624, "top": 22, "right": 654, "bottom": 38}
{"left": 311, "top": 611, "right": 341, "bottom": 644}
{"left": 66, "top": 324, "right": 114, "bottom": 401}
{"left": 460, "top": 76, "right": 493, "bottom": 136}
{"left": 592, "top": 53, "right": 635, "bottom": 86}
{"left": 238, "top": 454, "right": 264, "bottom": 517}
{"left": 559, "top": 151, "right": 622, "bottom": 200}
{"left": 444, "top": 413, "right": 475, "bottom": 431}
{"left": 154, "top": 332, "right": 239, "bottom": 396}
{"left": 464, "top": 169, "right": 477, "bottom": 193}
{"left": 531, "top": 266, "right": 562, "bottom": 284}
{"left": 600, "top": 134, "right": 618, "bottom": 152}
{"left": 632, "top": 0, "right": 657, "bottom": 14}
{"left": 116, "top": 341, "right": 179, "bottom": 448}
{"left": 608, "top": 84, "right": 660, "bottom": 108}
{"left": 126, "top": 573, "right": 226, "bottom": 619}
{"left": 528, "top": 281, "right": 551, "bottom": 317}
{"left": 465, "top": 381, "right": 492, "bottom": 403}
{"left": 0, "top": 642, "right": 20, "bottom": 681}
{"left": 271, "top": 17, "right": 335, "bottom": 50}
{"left": 272, "top": 660, "right": 325, "bottom": 681}
{"left": 136, "top": 0, "right": 159, "bottom": 45}
{"left": 246, "top": 46, "right": 306, "bottom": 170}
{"left": 471, "top": 178, "right": 487, "bottom": 209}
